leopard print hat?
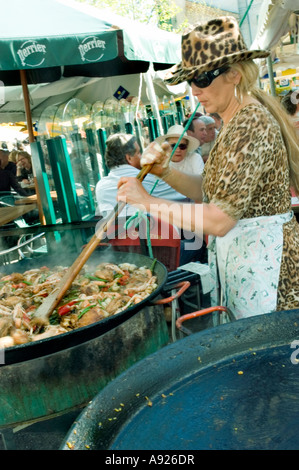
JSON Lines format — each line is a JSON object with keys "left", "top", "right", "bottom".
{"left": 165, "top": 16, "right": 270, "bottom": 85}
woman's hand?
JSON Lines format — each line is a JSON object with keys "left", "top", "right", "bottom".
{"left": 140, "top": 141, "right": 172, "bottom": 178}
{"left": 117, "top": 177, "right": 154, "bottom": 211}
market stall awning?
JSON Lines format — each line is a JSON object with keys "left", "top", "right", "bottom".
{"left": 250, "top": 0, "right": 299, "bottom": 51}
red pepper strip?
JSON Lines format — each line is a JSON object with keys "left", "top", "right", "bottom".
{"left": 25, "top": 305, "right": 37, "bottom": 313}
{"left": 58, "top": 300, "right": 79, "bottom": 316}
{"left": 118, "top": 276, "right": 130, "bottom": 286}
{"left": 23, "top": 312, "right": 31, "bottom": 322}
{"left": 22, "top": 312, "right": 32, "bottom": 329}
{"left": 118, "top": 270, "right": 130, "bottom": 286}
{"left": 12, "top": 282, "right": 28, "bottom": 289}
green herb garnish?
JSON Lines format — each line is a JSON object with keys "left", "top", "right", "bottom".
{"left": 49, "top": 312, "right": 60, "bottom": 325}
{"left": 77, "top": 304, "right": 96, "bottom": 320}
{"left": 85, "top": 275, "right": 108, "bottom": 282}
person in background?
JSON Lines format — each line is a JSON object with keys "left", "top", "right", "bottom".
{"left": 96, "top": 133, "right": 206, "bottom": 265}
{"left": 0, "top": 167, "right": 28, "bottom": 196}
{"left": 199, "top": 115, "right": 218, "bottom": 163}
{"left": 96, "top": 133, "right": 187, "bottom": 219}
{"left": 8, "top": 149, "right": 19, "bottom": 164}
{"left": 208, "top": 112, "right": 223, "bottom": 131}
{"left": 16, "top": 151, "right": 33, "bottom": 184}
{"left": 117, "top": 16, "right": 299, "bottom": 320}
{"left": 281, "top": 89, "right": 299, "bottom": 136}
{"left": 155, "top": 124, "right": 204, "bottom": 176}
{"left": 183, "top": 114, "right": 207, "bottom": 157}
{"left": 0, "top": 149, "right": 16, "bottom": 175}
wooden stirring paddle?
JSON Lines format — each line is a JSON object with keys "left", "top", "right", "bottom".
{"left": 32, "top": 164, "right": 153, "bottom": 327}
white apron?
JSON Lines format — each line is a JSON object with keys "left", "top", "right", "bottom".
{"left": 208, "top": 211, "right": 293, "bottom": 320}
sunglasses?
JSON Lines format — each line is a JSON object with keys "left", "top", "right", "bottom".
{"left": 187, "top": 66, "right": 229, "bottom": 88}
{"left": 170, "top": 143, "right": 188, "bottom": 150}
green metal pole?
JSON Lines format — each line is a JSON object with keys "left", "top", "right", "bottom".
{"left": 97, "top": 128, "right": 109, "bottom": 176}
{"left": 240, "top": 0, "right": 255, "bottom": 27}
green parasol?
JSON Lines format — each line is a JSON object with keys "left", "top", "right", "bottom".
{"left": 0, "top": 0, "right": 181, "bottom": 141}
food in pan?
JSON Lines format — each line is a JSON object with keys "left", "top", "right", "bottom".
{"left": 0, "top": 262, "right": 157, "bottom": 347}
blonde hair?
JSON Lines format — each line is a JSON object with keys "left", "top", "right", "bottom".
{"left": 231, "top": 61, "right": 299, "bottom": 195}
{"left": 8, "top": 150, "right": 18, "bottom": 163}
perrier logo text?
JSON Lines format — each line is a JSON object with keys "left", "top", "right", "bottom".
{"left": 17, "top": 40, "right": 46, "bottom": 67}
{"left": 78, "top": 36, "right": 106, "bottom": 62}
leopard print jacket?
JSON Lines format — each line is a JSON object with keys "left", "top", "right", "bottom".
{"left": 203, "top": 103, "right": 299, "bottom": 311}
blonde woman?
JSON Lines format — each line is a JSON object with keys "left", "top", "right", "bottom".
{"left": 117, "top": 16, "right": 299, "bottom": 320}
{"left": 16, "top": 151, "right": 33, "bottom": 184}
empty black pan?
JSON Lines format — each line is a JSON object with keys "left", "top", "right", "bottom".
{"left": 61, "top": 308, "right": 299, "bottom": 450}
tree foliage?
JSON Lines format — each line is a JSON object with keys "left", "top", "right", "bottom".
{"left": 75, "top": 0, "right": 189, "bottom": 32}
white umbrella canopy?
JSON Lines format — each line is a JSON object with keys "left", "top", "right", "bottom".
{"left": 0, "top": 73, "right": 187, "bottom": 124}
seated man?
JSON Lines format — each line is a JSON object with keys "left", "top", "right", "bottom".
{"left": 155, "top": 124, "right": 204, "bottom": 176}
{"left": 96, "top": 133, "right": 187, "bottom": 218}
{"left": 0, "top": 149, "right": 17, "bottom": 175}
{"left": 198, "top": 115, "right": 218, "bottom": 163}
{"left": 208, "top": 112, "right": 223, "bottom": 131}
{"left": 96, "top": 133, "right": 207, "bottom": 265}
{"left": 183, "top": 114, "right": 207, "bottom": 158}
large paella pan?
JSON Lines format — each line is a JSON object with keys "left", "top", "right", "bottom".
{"left": 0, "top": 250, "right": 171, "bottom": 428}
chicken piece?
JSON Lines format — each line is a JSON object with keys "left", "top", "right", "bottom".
{"left": 60, "top": 313, "right": 79, "bottom": 330}
{"left": 1, "top": 273, "right": 24, "bottom": 283}
{"left": 77, "top": 278, "right": 90, "bottom": 286}
{"left": 11, "top": 329, "right": 30, "bottom": 345}
{"left": 105, "top": 297, "right": 127, "bottom": 315}
{"left": 0, "top": 317, "right": 14, "bottom": 337}
{"left": 3, "top": 296, "right": 25, "bottom": 307}
{"left": 23, "top": 269, "right": 48, "bottom": 284}
{"left": 0, "top": 336, "right": 15, "bottom": 348}
{"left": 93, "top": 267, "right": 114, "bottom": 282}
{"left": 80, "top": 283, "right": 101, "bottom": 296}
{"left": 124, "top": 276, "right": 157, "bottom": 295}
{"left": 124, "top": 268, "right": 152, "bottom": 290}
{"left": 94, "top": 263, "right": 125, "bottom": 282}
{"left": 76, "top": 307, "right": 106, "bottom": 328}
{"left": 119, "top": 263, "right": 137, "bottom": 272}
{"left": 0, "top": 305, "right": 13, "bottom": 316}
